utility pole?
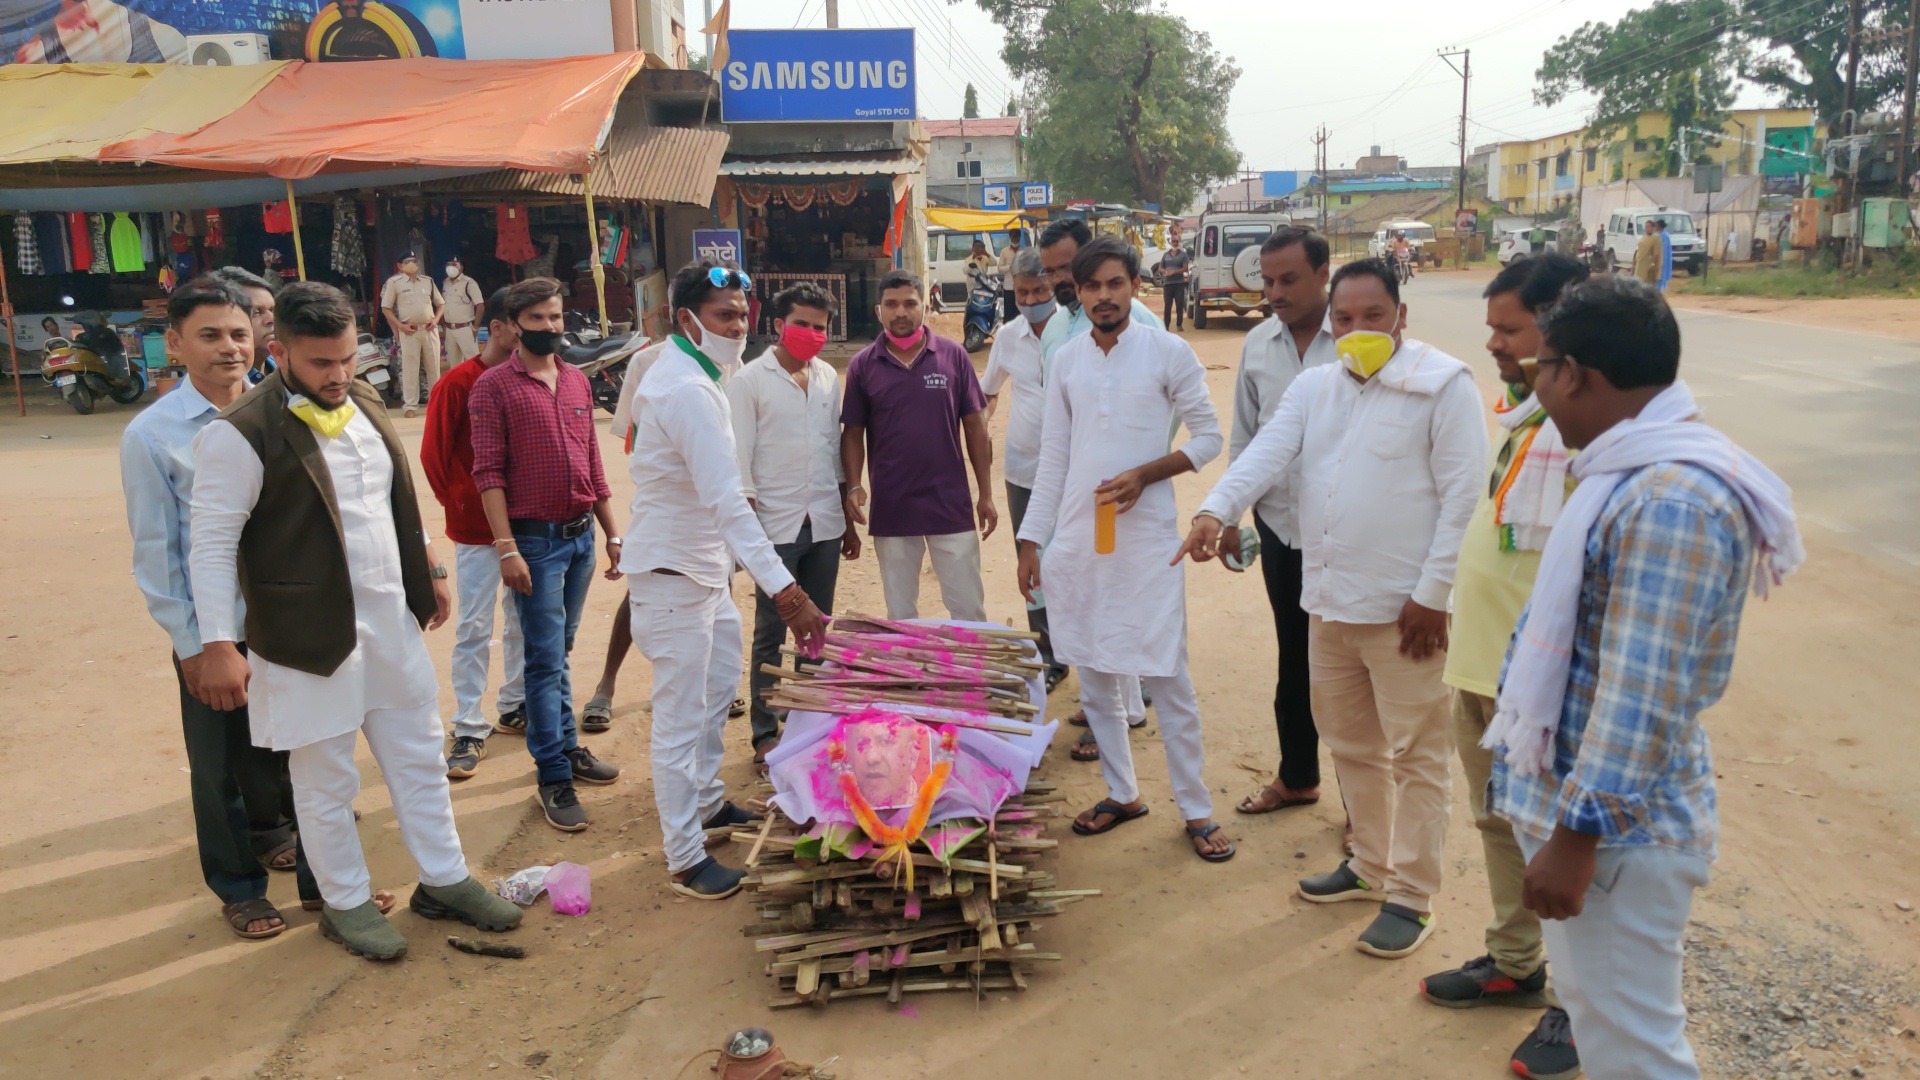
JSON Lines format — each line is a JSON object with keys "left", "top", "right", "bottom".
{"left": 1439, "top": 48, "right": 1471, "bottom": 212}
{"left": 1842, "top": 0, "right": 1862, "bottom": 133}
{"left": 826, "top": 0, "right": 839, "bottom": 27}
{"left": 1311, "top": 126, "right": 1330, "bottom": 233}
{"left": 1899, "top": 0, "right": 1918, "bottom": 192}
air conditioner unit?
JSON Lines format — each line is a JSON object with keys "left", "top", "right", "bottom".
{"left": 183, "top": 33, "right": 271, "bottom": 66}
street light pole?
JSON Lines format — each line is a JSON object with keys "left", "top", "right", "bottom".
{"left": 1438, "top": 49, "right": 1471, "bottom": 212}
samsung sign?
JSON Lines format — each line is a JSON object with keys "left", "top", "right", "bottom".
{"left": 720, "top": 29, "right": 917, "bottom": 123}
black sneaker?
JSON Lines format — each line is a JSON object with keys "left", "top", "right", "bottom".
{"left": 702, "top": 801, "right": 763, "bottom": 831}
{"left": 1421, "top": 954, "right": 1551, "bottom": 1009}
{"left": 494, "top": 704, "right": 528, "bottom": 736}
{"left": 538, "top": 781, "right": 588, "bottom": 832}
{"left": 566, "top": 745, "right": 620, "bottom": 786}
{"left": 1356, "top": 902, "right": 1435, "bottom": 959}
{"left": 670, "top": 855, "right": 746, "bottom": 901}
{"left": 1297, "top": 861, "right": 1377, "bottom": 904}
{"left": 445, "top": 735, "right": 487, "bottom": 780}
{"left": 1511, "top": 1007, "right": 1581, "bottom": 1079}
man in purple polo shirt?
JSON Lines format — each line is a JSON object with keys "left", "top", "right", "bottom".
{"left": 841, "top": 270, "right": 996, "bottom": 622}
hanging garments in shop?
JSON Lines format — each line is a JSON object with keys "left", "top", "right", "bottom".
{"left": 88, "top": 213, "right": 111, "bottom": 274}
{"left": 110, "top": 213, "right": 145, "bottom": 272}
{"left": 331, "top": 196, "right": 365, "bottom": 279}
{"left": 495, "top": 204, "right": 537, "bottom": 264}
{"left": 67, "top": 212, "right": 92, "bottom": 271}
{"left": 14, "top": 213, "right": 41, "bottom": 275}
{"left": 262, "top": 199, "right": 294, "bottom": 234}
{"left": 34, "top": 212, "right": 69, "bottom": 275}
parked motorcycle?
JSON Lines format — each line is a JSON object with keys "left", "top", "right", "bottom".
{"left": 963, "top": 275, "right": 1002, "bottom": 353}
{"left": 353, "top": 332, "right": 396, "bottom": 400}
{"left": 560, "top": 331, "right": 649, "bottom": 414}
{"left": 40, "top": 316, "right": 145, "bottom": 414}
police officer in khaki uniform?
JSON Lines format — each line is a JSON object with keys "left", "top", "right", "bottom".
{"left": 440, "top": 257, "right": 485, "bottom": 365}
{"left": 381, "top": 254, "right": 445, "bottom": 417}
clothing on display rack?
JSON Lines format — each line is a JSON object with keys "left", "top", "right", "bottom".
{"left": 495, "top": 204, "right": 537, "bottom": 264}
{"left": 110, "top": 213, "right": 145, "bottom": 272}
{"left": 262, "top": 200, "right": 294, "bottom": 234}
{"left": 88, "top": 213, "right": 111, "bottom": 274}
{"left": 331, "top": 196, "right": 365, "bottom": 279}
{"left": 33, "top": 213, "right": 68, "bottom": 275}
{"left": 204, "top": 210, "right": 224, "bottom": 249}
{"left": 67, "top": 213, "right": 91, "bottom": 272}
{"left": 14, "top": 213, "right": 41, "bottom": 275}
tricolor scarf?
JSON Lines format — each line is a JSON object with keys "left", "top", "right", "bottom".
{"left": 1482, "top": 381, "right": 1804, "bottom": 776}
{"left": 1491, "top": 384, "right": 1570, "bottom": 553}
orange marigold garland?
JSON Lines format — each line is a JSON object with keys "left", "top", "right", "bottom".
{"left": 827, "top": 718, "right": 959, "bottom": 891}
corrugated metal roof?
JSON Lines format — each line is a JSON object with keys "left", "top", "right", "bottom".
{"left": 431, "top": 124, "right": 729, "bottom": 205}
{"left": 719, "top": 152, "right": 919, "bottom": 177}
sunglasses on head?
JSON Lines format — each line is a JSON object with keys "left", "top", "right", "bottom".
{"left": 707, "top": 267, "right": 752, "bottom": 291}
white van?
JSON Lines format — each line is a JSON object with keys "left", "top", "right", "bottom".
{"left": 1602, "top": 208, "right": 1706, "bottom": 275}
{"left": 1192, "top": 210, "right": 1292, "bottom": 329}
{"left": 1367, "top": 220, "right": 1438, "bottom": 260}
{"left": 928, "top": 227, "right": 1017, "bottom": 306}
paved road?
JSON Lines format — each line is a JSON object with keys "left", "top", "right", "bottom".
{"left": 1287, "top": 272, "right": 1920, "bottom": 574}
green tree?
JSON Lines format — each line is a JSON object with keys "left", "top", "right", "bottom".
{"left": 964, "top": 83, "right": 981, "bottom": 119}
{"left": 1005, "top": 95, "right": 1018, "bottom": 117}
{"left": 1742, "top": 0, "right": 1907, "bottom": 124}
{"left": 974, "top": 0, "right": 1241, "bottom": 211}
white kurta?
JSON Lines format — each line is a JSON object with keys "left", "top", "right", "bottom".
{"left": 1015, "top": 321, "right": 1222, "bottom": 676}
{"left": 190, "top": 402, "right": 439, "bottom": 751}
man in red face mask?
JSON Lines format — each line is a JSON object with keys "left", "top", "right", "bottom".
{"left": 726, "top": 282, "right": 858, "bottom": 762}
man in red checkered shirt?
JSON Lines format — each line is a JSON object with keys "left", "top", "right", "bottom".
{"left": 469, "top": 277, "right": 624, "bottom": 832}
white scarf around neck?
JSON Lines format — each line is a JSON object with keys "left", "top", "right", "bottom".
{"left": 1481, "top": 380, "right": 1804, "bottom": 776}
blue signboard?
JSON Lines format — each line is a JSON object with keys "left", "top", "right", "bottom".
{"left": 1262, "top": 171, "right": 1300, "bottom": 197}
{"left": 1020, "top": 182, "right": 1052, "bottom": 208}
{"left": 720, "top": 29, "right": 917, "bottom": 123}
{"left": 693, "top": 229, "right": 744, "bottom": 266}
{"left": 982, "top": 184, "right": 1011, "bottom": 210}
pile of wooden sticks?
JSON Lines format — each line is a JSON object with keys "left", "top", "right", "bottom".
{"left": 760, "top": 612, "right": 1046, "bottom": 722}
{"left": 731, "top": 779, "right": 1097, "bottom": 1008}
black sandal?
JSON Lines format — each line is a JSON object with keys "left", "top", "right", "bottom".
{"left": 1071, "top": 799, "right": 1149, "bottom": 836}
{"left": 257, "top": 835, "right": 298, "bottom": 873}
{"left": 1187, "top": 822, "right": 1236, "bottom": 863}
{"left": 1070, "top": 730, "right": 1100, "bottom": 761}
{"left": 223, "top": 898, "right": 287, "bottom": 940}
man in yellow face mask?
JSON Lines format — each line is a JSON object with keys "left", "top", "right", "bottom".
{"left": 1175, "top": 258, "right": 1487, "bottom": 960}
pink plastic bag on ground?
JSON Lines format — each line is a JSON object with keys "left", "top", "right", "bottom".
{"left": 546, "top": 861, "right": 591, "bottom": 916}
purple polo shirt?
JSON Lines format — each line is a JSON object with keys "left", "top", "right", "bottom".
{"left": 840, "top": 332, "right": 986, "bottom": 537}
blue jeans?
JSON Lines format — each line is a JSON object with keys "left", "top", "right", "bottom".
{"left": 511, "top": 526, "right": 595, "bottom": 784}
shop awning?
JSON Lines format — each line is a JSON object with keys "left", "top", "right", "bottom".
{"left": 0, "top": 62, "right": 290, "bottom": 166}
{"left": 925, "top": 207, "right": 1035, "bottom": 232}
{"left": 98, "top": 54, "right": 648, "bottom": 179}
{"left": 427, "top": 124, "right": 729, "bottom": 206}
{"left": 720, "top": 152, "right": 919, "bottom": 177}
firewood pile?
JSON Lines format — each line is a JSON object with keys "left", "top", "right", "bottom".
{"left": 731, "top": 614, "right": 1094, "bottom": 1008}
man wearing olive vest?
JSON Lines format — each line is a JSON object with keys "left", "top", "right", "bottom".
{"left": 188, "top": 281, "right": 522, "bottom": 961}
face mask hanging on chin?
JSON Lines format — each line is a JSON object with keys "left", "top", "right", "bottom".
{"left": 687, "top": 317, "right": 747, "bottom": 371}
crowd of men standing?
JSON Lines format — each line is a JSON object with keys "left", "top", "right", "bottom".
{"left": 120, "top": 220, "right": 1798, "bottom": 1079}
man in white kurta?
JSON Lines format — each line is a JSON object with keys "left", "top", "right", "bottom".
{"left": 1015, "top": 237, "right": 1231, "bottom": 860}
{"left": 188, "top": 281, "right": 521, "bottom": 960}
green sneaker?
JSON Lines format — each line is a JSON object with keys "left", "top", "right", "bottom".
{"left": 410, "top": 876, "right": 524, "bottom": 932}
{"left": 1356, "top": 902, "right": 1436, "bottom": 959}
{"left": 320, "top": 900, "right": 408, "bottom": 961}
{"left": 1297, "top": 861, "right": 1377, "bottom": 904}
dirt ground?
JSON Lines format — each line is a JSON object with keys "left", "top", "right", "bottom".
{"left": 3, "top": 319, "right": 1918, "bottom": 1080}
{"left": 1664, "top": 294, "right": 1920, "bottom": 343}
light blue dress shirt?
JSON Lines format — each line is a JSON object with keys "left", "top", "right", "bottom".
{"left": 1039, "top": 296, "right": 1163, "bottom": 380}
{"left": 119, "top": 378, "right": 244, "bottom": 659}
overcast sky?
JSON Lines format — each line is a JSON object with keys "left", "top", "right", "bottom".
{"left": 717, "top": 0, "right": 1794, "bottom": 172}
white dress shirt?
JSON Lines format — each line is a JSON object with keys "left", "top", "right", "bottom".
{"left": 609, "top": 337, "right": 672, "bottom": 448}
{"left": 1198, "top": 338, "right": 1487, "bottom": 623}
{"left": 725, "top": 351, "right": 847, "bottom": 544}
{"left": 118, "top": 377, "right": 243, "bottom": 659}
{"left": 621, "top": 346, "right": 796, "bottom": 593}
{"left": 190, "top": 400, "right": 439, "bottom": 750}
{"left": 1016, "top": 322, "right": 1222, "bottom": 675}
{"left": 980, "top": 314, "right": 1047, "bottom": 489}
{"left": 1231, "top": 312, "right": 1338, "bottom": 545}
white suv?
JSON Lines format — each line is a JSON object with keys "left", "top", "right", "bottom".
{"left": 1602, "top": 208, "right": 1706, "bottom": 276}
{"left": 1191, "top": 210, "right": 1292, "bottom": 329}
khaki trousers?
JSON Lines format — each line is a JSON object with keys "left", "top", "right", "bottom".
{"left": 1453, "top": 689, "right": 1553, "bottom": 984}
{"left": 398, "top": 328, "right": 442, "bottom": 408}
{"left": 443, "top": 325, "right": 480, "bottom": 365}
{"left": 872, "top": 532, "right": 987, "bottom": 623}
{"left": 1309, "top": 616, "right": 1452, "bottom": 911}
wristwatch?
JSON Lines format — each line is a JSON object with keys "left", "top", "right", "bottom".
{"left": 429, "top": 564, "right": 449, "bottom": 580}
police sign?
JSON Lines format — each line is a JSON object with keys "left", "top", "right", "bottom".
{"left": 720, "top": 29, "right": 917, "bottom": 123}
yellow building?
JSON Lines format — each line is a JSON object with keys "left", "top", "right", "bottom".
{"left": 1489, "top": 107, "right": 1815, "bottom": 215}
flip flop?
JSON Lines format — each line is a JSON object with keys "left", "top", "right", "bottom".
{"left": 1236, "top": 789, "right": 1321, "bottom": 815}
{"left": 223, "top": 898, "right": 287, "bottom": 940}
{"left": 580, "top": 696, "right": 614, "bottom": 734}
{"left": 1070, "top": 730, "right": 1101, "bottom": 761}
{"left": 303, "top": 889, "right": 397, "bottom": 915}
{"left": 257, "top": 835, "right": 298, "bottom": 872}
{"left": 1187, "top": 822, "right": 1236, "bottom": 862}
{"left": 1068, "top": 709, "right": 1089, "bottom": 727}
{"left": 1071, "top": 799, "right": 1149, "bottom": 836}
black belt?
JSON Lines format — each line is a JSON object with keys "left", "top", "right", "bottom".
{"left": 445, "top": 320, "right": 475, "bottom": 329}
{"left": 510, "top": 512, "right": 593, "bottom": 539}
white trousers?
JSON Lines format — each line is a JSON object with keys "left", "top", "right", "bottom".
{"left": 398, "top": 328, "right": 442, "bottom": 407}
{"left": 450, "top": 543, "right": 525, "bottom": 740}
{"left": 286, "top": 700, "right": 470, "bottom": 910}
{"left": 1518, "top": 833, "right": 1711, "bottom": 1080}
{"left": 1080, "top": 667, "right": 1211, "bottom": 821}
{"left": 629, "top": 572, "right": 741, "bottom": 874}
{"left": 872, "top": 532, "right": 987, "bottom": 622}
{"left": 444, "top": 325, "right": 480, "bottom": 365}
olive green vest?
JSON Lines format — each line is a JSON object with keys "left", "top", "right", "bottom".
{"left": 217, "top": 372, "right": 436, "bottom": 677}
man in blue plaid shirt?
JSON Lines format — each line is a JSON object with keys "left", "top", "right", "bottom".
{"left": 1491, "top": 277, "right": 1798, "bottom": 1080}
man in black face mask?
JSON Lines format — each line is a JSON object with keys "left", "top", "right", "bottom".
{"left": 468, "top": 277, "right": 624, "bottom": 832}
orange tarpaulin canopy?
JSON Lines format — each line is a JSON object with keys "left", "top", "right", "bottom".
{"left": 99, "top": 54, "right": 646, "bottom": 180}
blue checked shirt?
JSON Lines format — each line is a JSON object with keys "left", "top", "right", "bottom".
{"left": 1492, "top": 462, "right": 1754, "bottom": 860}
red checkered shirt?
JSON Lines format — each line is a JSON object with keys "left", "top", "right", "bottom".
{"left": 468, "top": 351, "right": 611, "bottom": 522}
